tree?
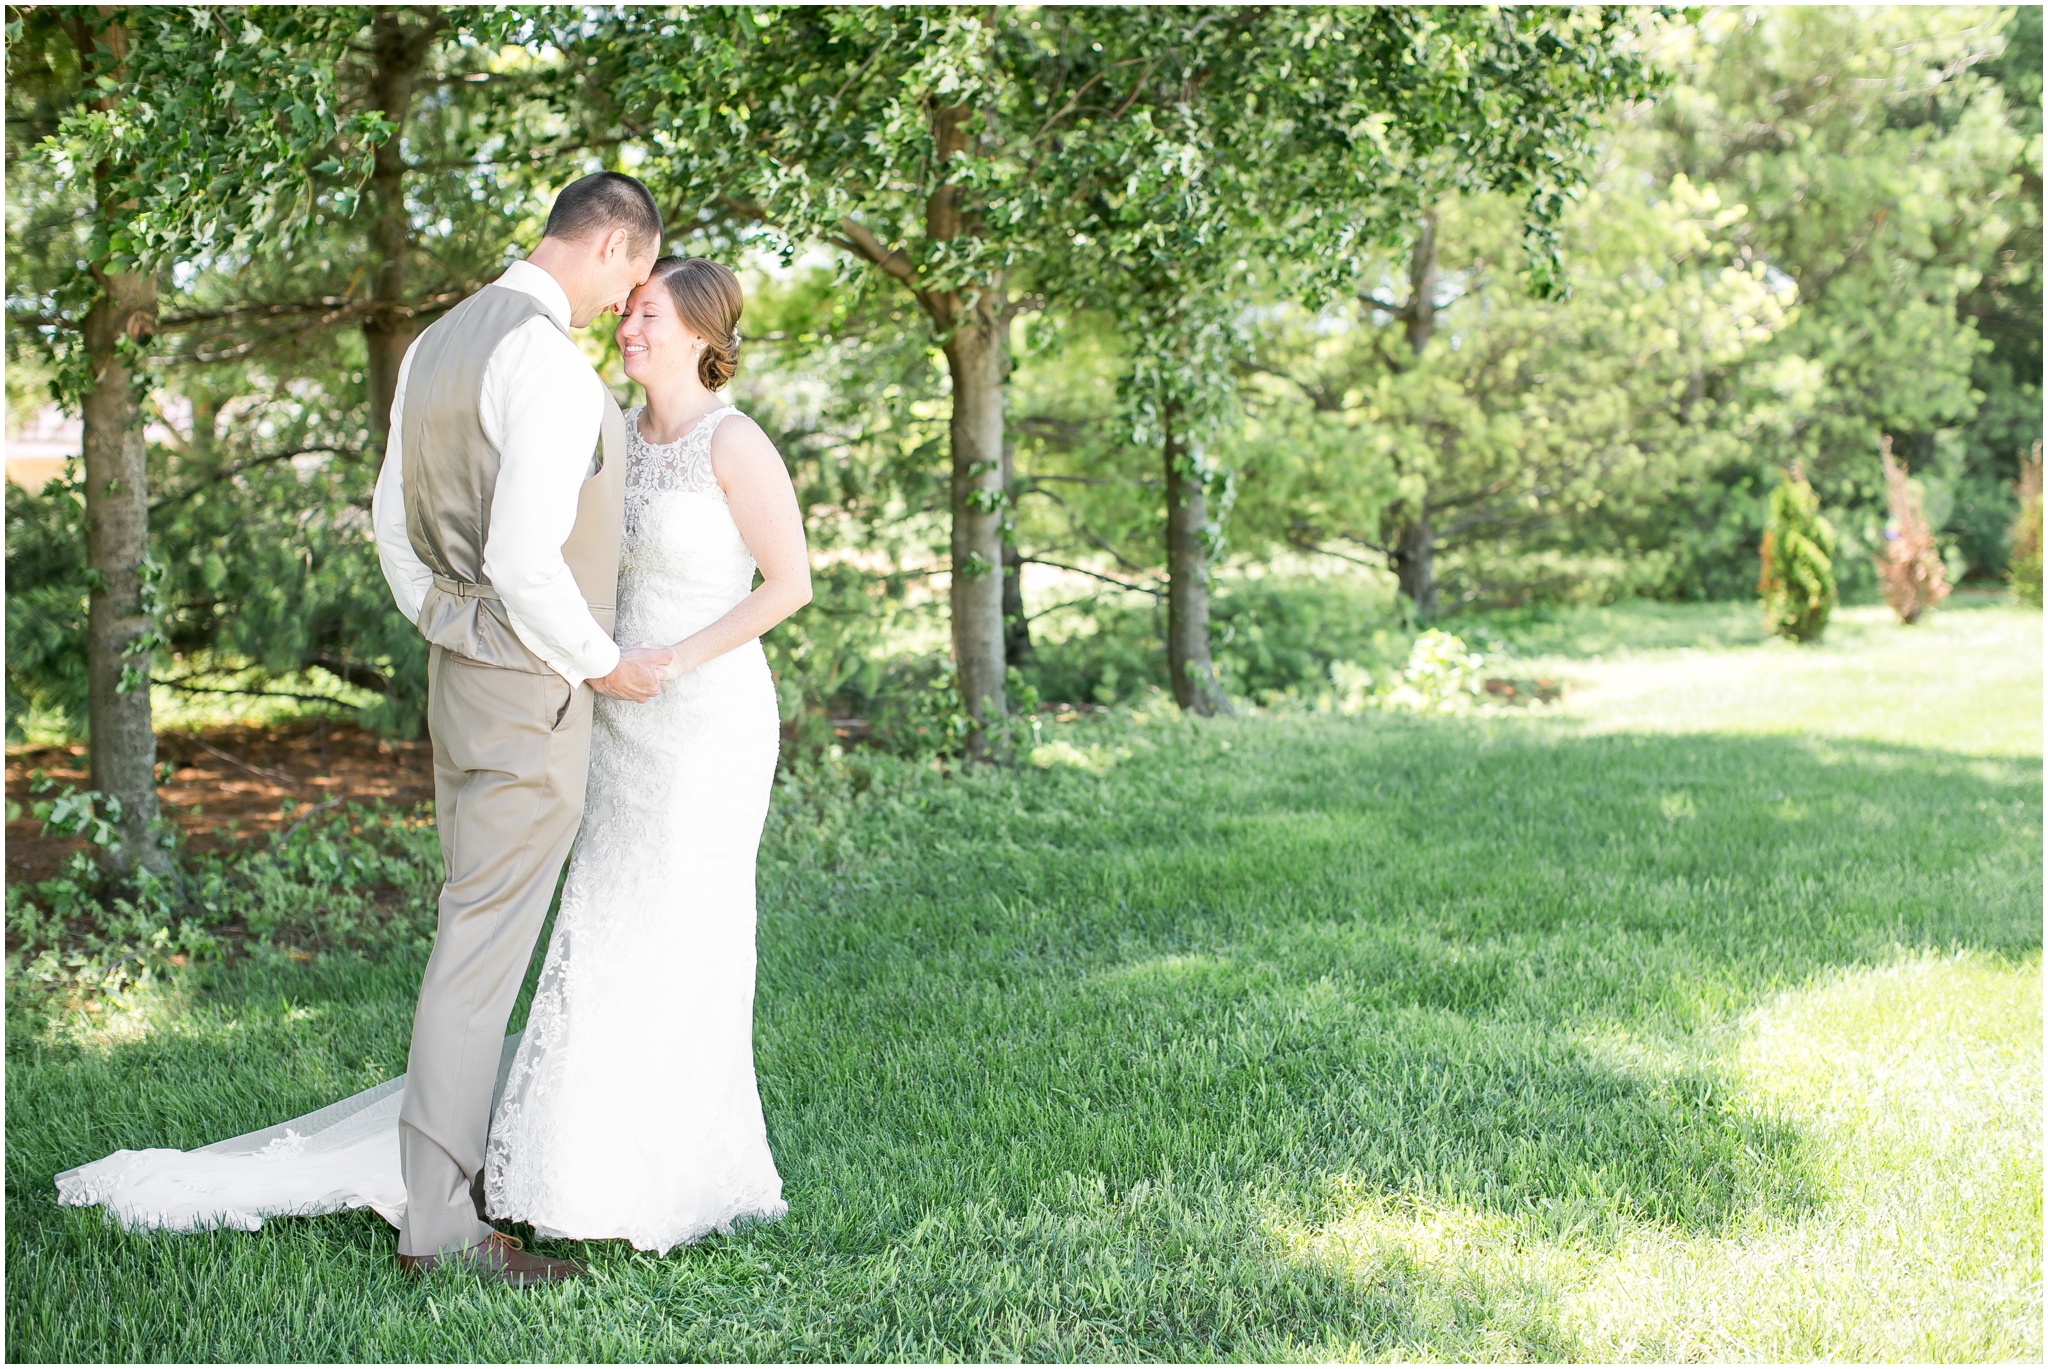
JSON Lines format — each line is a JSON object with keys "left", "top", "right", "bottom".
{"left": 1653, "top": 6, "right": 2034, "bottom": 593}
{"left": 1875, "top": 435, "right": 1952, "bottom": 623}
{"left": 1761, "top": 466, "right": 1837, "bottom": 643}
{"left": 597, "top": 6, "right": 1661, "bottom": 734}
{"left": 602, "top": 7, "right": 1040, "bottom": 745}
{"left": 137, "top": 12, "right": 599, "bottom": 729}
{"left": 1231, "top": 170, "right": 1792, "bottom": 613}
{"left": 360, "top": 5, "right": 450, "bottom": 452}
{"left": 1955, "top": 3, "right": 2043, "bottom": 579}
{"left": 831, "top": 5, "right": 1679, "bottom": 717}
{"left": 16, "top": 6, "right": 386, "bottom": 877}
{"left": 8, "top": 9, "right": 620, "bottom": 751}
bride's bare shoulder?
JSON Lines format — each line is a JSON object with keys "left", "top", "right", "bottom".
{"left": 707, "top": 409, "right": 780, "bottom": 476}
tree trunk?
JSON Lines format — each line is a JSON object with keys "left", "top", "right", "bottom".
{"left": 1384, "top": 210, "right": 1440, "bottom": 622}
{"left": 921, "top": 97, "right": 1006, "bottom": 751}
{"left": 1164, "top": 401, "right": 1230, "bottom": 716}
{"left": 1392, "top": 510, "right": 1439, "bottom": 619}
{"left": 1000, "top": 433, "right": 1031, "bottom": 664}
{"left": 81, "top": 266, "right": 170, "bottom": 880}
{"left": 362, "top": 6, "right": 439, "bottom": 452}
{"left": 1403, "top": 209, "right": 1438, "bottom": 356}
{"left": 67, "top": 10, "right": 171, "bottom": 881}
{"left": 943, "top": 302, "right": 1008, "bottom": 744}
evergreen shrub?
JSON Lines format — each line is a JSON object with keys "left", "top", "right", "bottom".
{"left": 1759, "top": 468, "right": 1838, "bottom": 643}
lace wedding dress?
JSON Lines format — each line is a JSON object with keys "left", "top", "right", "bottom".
{"left": 56, "top": 404, "right": 788, "bottom": 1255}
{"left": 483, "top": 404, "right": 786, "bottom": 1251}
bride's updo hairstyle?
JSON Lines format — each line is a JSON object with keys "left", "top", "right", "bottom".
{"left": 649, "top": 256, "right": 744, "bottom": 390}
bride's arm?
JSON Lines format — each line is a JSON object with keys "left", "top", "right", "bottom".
{"left": 660, "top": 416, "right": 812, "bottom": 679}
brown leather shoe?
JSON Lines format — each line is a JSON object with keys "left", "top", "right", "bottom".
{"left": 397, "top": 1231, "right": 583, "bottom": 1288}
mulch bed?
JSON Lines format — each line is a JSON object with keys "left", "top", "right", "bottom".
{"left": 6, "top": 721, "right": 435, "bottom": 886}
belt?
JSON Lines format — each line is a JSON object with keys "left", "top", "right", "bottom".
{"left": 431, "top": 576, "right": 502, "bottom": 602}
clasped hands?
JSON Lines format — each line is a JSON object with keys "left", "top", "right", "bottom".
{"left": 588, "top": 641, "right": 688, "bottom": 703}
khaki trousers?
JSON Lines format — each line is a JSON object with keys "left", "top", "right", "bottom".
{"left": 397, "top": 644, "right": 593, "bottom": 1257}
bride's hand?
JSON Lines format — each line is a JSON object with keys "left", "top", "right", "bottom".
{"left": 655, "top": 641, "right": 694, "bottom": 682}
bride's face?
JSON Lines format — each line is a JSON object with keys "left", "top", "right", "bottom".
{"left": 617, "top": 281, "right": 705, "bottom": 388}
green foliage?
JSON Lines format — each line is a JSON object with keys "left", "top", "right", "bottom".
{"left": 5, "top": 11, "right": 623, "bottom": 739}
{"left": 6, "top": 799, "right": 438, "bottom": 1009}
{"left": 28, "top": 7, "right": 392, "bottom": 406}
{"left": 2009, "top": 503, "right": 2043, "bottom": 607}
{"left": 1655, "top": 7, "right": 2039, "bottom": 590}
{"left": 1233, "top": 173, "right": 1796, "bottom": 608}
{"left": 1376, "top": 628, "right": 1488, "bottom": 713}
{"left": 1760, "top": 472, "right": 1839, "bottom": 643}
{"left": 1016, "top": 577, "right": 1409, "bottom": 708}
{"left": 38, "top": 8, "right": 390, "bottom": 265}
{"left": 1210, "top": 579, "right": 1410, "bottom": 705}
{"left": 4, "top": 477, "right": 88, "bottom": 738}
{"left": 3, "top": 6, "right": 2038, "bottom": 755}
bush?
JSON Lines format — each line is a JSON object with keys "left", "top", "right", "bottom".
{"left": 1325, "top": 628, "right": 1489, "bottom": 714}
{"left": 6, "top": 797, "right": 440, "bottom": 1009}
{"left": 1875, "top": 437, "right": 1951, "bottom": 624}
{"left": 1016, "top": 575, "right": 1406, "bottom": 709}
{"left": 1014, "top": 599, "right": 1166, "bottom": 707}
{"left": 5, "top": 476, "right": 89, "bottom": 740}
{"left": 1759, "top": 468, "right": 1838, "bottom": 643}
{"left": 2008, "top": 444, "right": 2043, "bottom": 608}
{"left": 1211, "top": 577, "right": 1406, "bottom": 702}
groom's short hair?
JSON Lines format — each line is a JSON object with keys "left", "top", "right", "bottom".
{"left": 543, "top": 172, "right": 663, "bottom": 255}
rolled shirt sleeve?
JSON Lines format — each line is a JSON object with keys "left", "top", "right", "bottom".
{"left": 477, "top": 318, "right": 623, "bottom": 687}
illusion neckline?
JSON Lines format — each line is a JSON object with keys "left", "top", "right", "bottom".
{"left": 630, "top": 402, "right": 736, "bottom": 450}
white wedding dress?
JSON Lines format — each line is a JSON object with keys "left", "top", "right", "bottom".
{"left": 55, "top": 404, "right": 788, "bottom": 1256}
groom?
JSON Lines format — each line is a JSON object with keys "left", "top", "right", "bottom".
{"left": 370, "top": 172, "right": 674, "bottom": 1285}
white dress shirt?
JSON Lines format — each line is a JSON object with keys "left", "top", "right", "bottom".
{"left": 371, "top": 260, "right": 622, "bottom": 686}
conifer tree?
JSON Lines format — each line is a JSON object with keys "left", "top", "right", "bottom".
{"left": 1760, "top": 464, "right": 1838, "bottom": 643}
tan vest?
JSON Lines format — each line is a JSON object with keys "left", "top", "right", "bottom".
{"left": 401, "top": 284, "right": 626, "bottom": 675}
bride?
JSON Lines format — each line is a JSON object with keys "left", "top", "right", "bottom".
{"left": 55, "top": 256, "right": 810, "bottom": 1263}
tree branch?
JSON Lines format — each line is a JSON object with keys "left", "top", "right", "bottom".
{"left": 1019, "top": 556, "right": 1163, "bottom": 599}
{"left": 151, "top": 446, "right": 367, "bottom": 511}
{"left": 306, "top": 656, "right": 393, "bottom": 695}
{"left": 1237, "top": 357, "right": 1345, "bottom": 412}
{"left": 155, "top": 678, "right": 361, "bottom": 711}
{"left": 1306, "top": 538, "right": 1394, "bottom": 570}
{"left": 1028, "top": 484, "right": 1154, "bottom": 573}
{"left": 830, "top": 217, "right": 937, "bottom": 318}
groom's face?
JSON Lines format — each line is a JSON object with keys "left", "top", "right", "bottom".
{"left": 570, "top": 229, "right": 659, "bottom": 329}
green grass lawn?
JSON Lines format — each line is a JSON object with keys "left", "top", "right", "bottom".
{"left": 8, "top": 600, "right": 2040, "bottom": 1361}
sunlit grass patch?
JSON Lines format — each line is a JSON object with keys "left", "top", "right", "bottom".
{"left": 1571, "top": 949, "right": 2041, "bottom": 1361}
{"left": 1270, "top": 949, "right": 2041, "bottom": 1361}
{"left": 1517, "top": 600, "right": 2042, "bottom": 758}
{"left": 16, "top": 972, "right": 196, "bottom": 1055}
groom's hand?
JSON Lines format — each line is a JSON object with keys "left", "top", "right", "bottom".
{"left": 589, "top": 645, "right": 674, "bottom": 703}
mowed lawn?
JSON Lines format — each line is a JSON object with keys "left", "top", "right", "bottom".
{"left": 8, "top": 600, "right": 2040, "bottom": 1361}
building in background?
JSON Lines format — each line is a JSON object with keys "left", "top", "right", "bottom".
{"left": 6, "top": 404, "right": 79, "bottom": 491}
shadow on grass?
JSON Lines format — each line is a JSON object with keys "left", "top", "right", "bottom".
{"left": 7, "top": 717, "right": 2039, "bottom": 1359}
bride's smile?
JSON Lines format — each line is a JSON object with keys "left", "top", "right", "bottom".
{"left": 617, "top": 281, "right": 712, "bottom": 404}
